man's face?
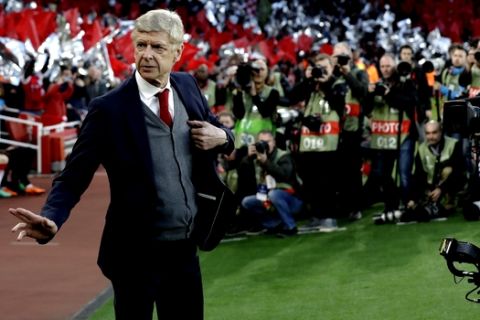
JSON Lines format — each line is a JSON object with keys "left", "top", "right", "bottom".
{"left": 380, "top": 56, "right": 395, "bottom": 79}
{"left": 399, "top": 48, "right": 413, "bottom": 63}
{"left": 451, "top": 49, "right": 466, "bottom": 67}
{"left": 133, "top": 31, "right": 183, "bottom": 87}
{"left": 425, "top": 123, "right": 442, "bottom": 146}
{"left": 257, "top": 132, "right": 275, "bottom": 153}
{"left": 218, "top": 115, "right": 235, "bottom": 129}
{"left": 194, "top": 65, "right": 209, "bottom": 82}
{"left": 468, "top": 49, "right": 476, "bottom": 65}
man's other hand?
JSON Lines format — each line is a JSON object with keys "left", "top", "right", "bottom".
{"left": 10, "top": 208, "right": 58, "bottom": 242}
{"left": 188, "top": 120, "right": 227, "bottom": 150}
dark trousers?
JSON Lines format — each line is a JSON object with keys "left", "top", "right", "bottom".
{"left": 299, "top": 151, "right": 338, "bottom": 219}
{"left": 338, "top": 132, "right": 363, "bottom": 214}
{"left": 364, "top": 149, "right": 399, "bottom": 212}
{"left": 111, "top": 240, "right": 203, "bottom": 320}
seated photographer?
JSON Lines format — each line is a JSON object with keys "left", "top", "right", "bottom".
{"left": 402, "top": 120, "right": 465, "bottom": 222}
{"left": 230, "top": 58, "right": 281, "bottom": 206}
{"left": 240, "top": 130, "right": 302, "bottom": 237}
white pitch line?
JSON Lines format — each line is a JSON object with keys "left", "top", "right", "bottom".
{"left": 10, "top": 241, "right": 59, "bottom": 246}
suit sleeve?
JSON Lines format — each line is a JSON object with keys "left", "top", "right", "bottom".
{"left": 189, "top": 74, "right": 235, "bottom": 155}
{"left": 40, "top": 99, "right": 105, "bottom": 231}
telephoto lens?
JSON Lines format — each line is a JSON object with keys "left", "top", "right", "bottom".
{"left": 255, "top": 140, "right": 269, "bottom": 154}
{"left": 336, "top": 54, "right": 350, "bottom": 66}
{"left": 311, "top": 66, "right": 326, "bottom": 78}
{"left": 396, "top": 61, "right": 412, "bottom": 77}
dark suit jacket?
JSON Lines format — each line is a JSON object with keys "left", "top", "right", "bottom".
{"left": 40, "top": 72, "right": 234, "bottom": 278}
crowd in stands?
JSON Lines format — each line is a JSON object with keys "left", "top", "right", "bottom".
{"left": 2, "top": 1, "right": 480, "bottom": 237}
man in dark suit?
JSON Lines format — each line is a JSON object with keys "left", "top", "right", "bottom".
{"left": 9, "top": 9, "right": 234, "bottom": 320}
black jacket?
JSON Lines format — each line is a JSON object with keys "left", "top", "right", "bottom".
{"left": 40, "top": 72, "right": 235, "bottom": 278}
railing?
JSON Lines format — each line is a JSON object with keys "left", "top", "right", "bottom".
{"left": 0, "top": 111, "right": 80, "bottom": 174}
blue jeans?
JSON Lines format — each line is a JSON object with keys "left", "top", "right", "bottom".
{"left": 241, "top": 189, "right": 303, "bottom": 230}
{"left": 399, "top": 137, "right": 415, "bottom": 204}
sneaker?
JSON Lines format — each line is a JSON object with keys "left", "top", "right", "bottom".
{"left": 348, "top": 211, "right": 362, "bottom": 221}
{"left": 318, "top": 218, "right": 339, "bottom": 232}
{"left": 245, "top": 226, "right": 268, "bottom": 236}
{"left": 298, "top": 217, "right": 323, "bottom": 231}
{"left": 1, "top": 186, "right": 17, "bottom": 197}
{"left": 25, "top": 184, "right": 46, "bottom": 195}
{"left": 0, "top": 189, "right": 12, "bottom": 198}
{"left": 275, "top": 227, "right": 298, "bottom": 238}
{"left": 225, "top": 227, "right": 248, "bottom": 238}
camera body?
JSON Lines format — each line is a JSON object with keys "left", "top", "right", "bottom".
{"left": 235, "top": 62, "right": 261, "bottom": 90}
{"left": 475, "top": 51, "right": 480, "bottom": 63}
{"left": 416, "top": 201, "right": 443, "bottom": 221}
{"left": 311, "top": 66, "right": 327, "bottom": 79}
{"left": 254, "top": 140, "right": 269, "bottom": 154}
{"left": 336, "top": 54, "right": 350, "bottom": 66}
{"left": 442, "top": 96, "right": 480, "bottom": 138}
{"left": 397, "top": 61, "right": 413, "bottom": 77}
{"left": 373, "top": 82, "right": 388, "bottom": 96}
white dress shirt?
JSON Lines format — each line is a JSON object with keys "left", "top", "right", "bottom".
{"left": 135, "top": 71, "right": 174, "bottom": 119}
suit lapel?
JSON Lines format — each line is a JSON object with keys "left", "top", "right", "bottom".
{"left": 170, "top": 74, "right": 203, "bottom": 121}
{"left": 122, "top": 76, "right": 155, "bottom": 185}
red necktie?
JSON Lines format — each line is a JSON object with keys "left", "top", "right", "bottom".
{"left": 157, "top": 89, "right": 172, "bottom": 127}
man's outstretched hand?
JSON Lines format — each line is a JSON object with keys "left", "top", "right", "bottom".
{"left": 10, "top": 208, "right": 58, "bottom": 242}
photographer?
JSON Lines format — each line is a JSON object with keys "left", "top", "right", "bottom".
{"left": 403, "top": 120, "right": 465, "bottom": 222}
{"left": 232, "top": 58, "right": 280, "bottom": 149}
{"left": 436, "top": 44, "right": 469, "bottom": 101}
{"left": 466, "top": 47, "right": 480, "bottom": 98}
{"left": 365, "top": 53, "right": 420, "bottom": 222}
{"left": 332, "top": 42, "right": 369, "bottom": 220}
{"left": 226, "top": 58, "right": 281, "bottom": 211}
{"left": 41, "top": 65, "right": 74, "bottom": 125}
{"left": 193, "top": 63, "right": 218, "bottom": 110}
{"left": 397, "top": 45, "right": 432, "bottom": 121}
{"left": 288, "top": 53, "right": 344, "bottom": 232}
{"left": 240, "top": 130, "right": 302, "bottom": 237}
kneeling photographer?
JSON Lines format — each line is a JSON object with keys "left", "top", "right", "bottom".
{"left": 240, "top": 130, "right": 302, "bottom": 237}
{"left": 403, "top": 120, "right": 465, "bottom": 222}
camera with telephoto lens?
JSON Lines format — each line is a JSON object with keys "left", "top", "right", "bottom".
{"left": 475, "top": 51, "right": 480, "bottom": 63}
{"left": 442, "top": 96, "right": 480, "bottom": 139}
{"left": 332, "top": 54, "right": 351, "bottom": 77}
{"left": 254, "top": 140, "right": 269, "bottom": 154}
{"left": 421, "top": 60, "right": 434, "bottom": 73}
{"left": 443, "top": 96, "right": 480, "bottom": 221}
{"left": 373, "top": 82, "right": 388, "bottom": 96}
{"left": 415, "top": 201, "right": 444, "bottom": 221}
{"left": 336, "top": 54, "right": 350, "bottom": 66}
{"left": 235, "top": 62, "right": 261, "bottom": 90}
{"left": 311, "top": 66, "right": 327, "bottom": 79}
{"left": 397, "top": 61, "right": 413, "bottom": 77}
{"left": 440, "top": 238, "right": 480, "bottom": 303}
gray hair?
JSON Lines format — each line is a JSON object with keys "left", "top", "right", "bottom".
{"left": 132, "top": 9, "right": 184, "bottom": 46}
{"left": 333, "top": 42, "right": 352, "bottom": 57}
